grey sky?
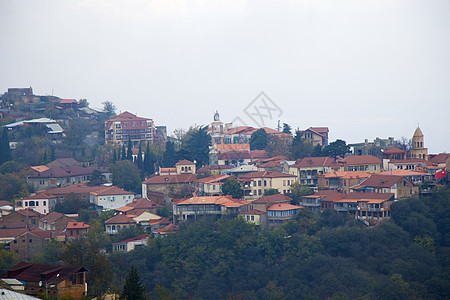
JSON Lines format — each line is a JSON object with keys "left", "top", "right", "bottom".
{"left": 1, "top": 0, "right": 449, "bottom": 153}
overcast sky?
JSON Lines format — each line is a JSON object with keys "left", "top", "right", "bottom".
{"left": 1, "top": 0, "right": 449, "bottom": 153}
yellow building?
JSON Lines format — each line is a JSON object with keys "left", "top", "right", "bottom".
{"left": 410, "top": 125, "right": 428, "bottom": 160}
{"left": 238, "top": 171, "right": 297, "bottom": 200}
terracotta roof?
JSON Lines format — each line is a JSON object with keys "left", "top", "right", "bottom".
{"left": 0, "top": 228, "right": 27, "bottom": 239}
{"left": 250, "top": 155, "right": 289, "bottom": 165}
{"left": 90, "top": 186, "right": 134, "bottom": 196}
{"left": 352, "top": 174, "right": 407, "bottom": 189}
{"left": 153, "top": 223, "right": 178, "bottom": 234}
{"left": 216, "top": 143, "right": 250, "bottom": 151}
{"left": 143, "top": 174, "right": 196, "bottom": 184}
{"left": 59, "top": 99, "right": 78, "bottom": 104}
{"left": 218, "top": 151, "right": 251, "bottom": 160}
{"left": 252, "top": 194, "right": 292, "bottom": 204}
{"left": 240, "top": 209, "right": 266, "bottom": 215}
{"left": 430, "top": 153, "right": 450, "bottom": 164}
{"left": 267, "top": 203, "right": 304, "bottom": 211}
{"left": 159, "top": 167, "right": 177, "bottom": 173}
{"left": 291, "top": 157, "right": 337, "bottom": 168}
{"left": 258, "top": 161, "right": 282, "bottom": 168}
{"left": 339, "top": 155, "right": 382, "bottom": 165}
{"left": 176, "top": 195, "right": 244, "bottom": 206}
{"left": 29, "top": 165, "right": 50, "bottom": 173}
{"left": 16, "top": 209, "right": 41, "bottom": 218}
{"left": 2, "top": 262, "right": 87, "bottom": 284}
{"left": 383, "top": 147, "right": 406, "bottom": 154}
{"left": 378, "top": 169, "right": 429, "bottom": 176}
{"left": 107, "top": 111, "right": 151, "bottom": 122}
{"left": 66, "top": 222, "right": 90, "bottom": 230}
{"left": 0, "top": 200, "right": 13, "bottom": 207}
{"left": 249, "top": 150, "right": 269, "bottom": 159}
{"left": 321, "top": 171, "right": 371, "bottom": 179}
{"left": 26, "top": 229, "right": 54, "bottom": 239}
{"left": 105, "top": 214, "right": 136, "bottom": 224}
{"left": 148, "top": 217, "right": 171, "bottom": 226}
{"left": 112, "top": 234, "right": 148, "bottom": 245}
{"left": 39, "top": 211, "right": 65, "bottom": 223}
{"left": 309, "top": 127, "right": 329, "bottom": 134}
{"left": 388, "top": 159, "right": 428, "bottom": 164}
{"left": 22, "top": 192, "right": 56, "bottom": 200}
{"left": 176, "top": 159, "right": 195, "bottom": 166}
{"left": 303, "top": 190, "right": 343, "bottom": 199}
{"left": 46, "top": 184, "right": 102, "bottom": 195}
{"left": 339, "top": 192, "right": 394, "bottom": 201}
{"left": 28, "top": 166, "right": 110, "bottom": 179}
{"left": 124, "top": 198, "right": 162, "bottom": 209}
{"left": 240, "top": 171, "right": 295, "bottom": 179}
{"left": 195, "top": 175, "right": 232, "bottom": 184}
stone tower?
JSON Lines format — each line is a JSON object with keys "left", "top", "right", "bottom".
{"left": 410, "top": 125, "right": 428, "bottom": 160}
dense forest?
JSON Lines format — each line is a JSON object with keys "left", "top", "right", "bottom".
{"left": 102, "top": 186, "right": 449, "bottom": 299}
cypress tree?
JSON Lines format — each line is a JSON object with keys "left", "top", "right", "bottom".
{"left": 0, "top": 127, "right": 12, "bottom": 164}
{"left": 136, "top": 143, "right": 143, "bottom": 169}
{"left": 121, "top": 265, "right": 145, "bottom": 300}
{"left": 126, "top": 138, "right": 133, "bottom": 161}
{"left": 121, "top": 144, "right": 126, "bottom": 160}
{"left": 113, "top": 148, "right": 117, "bottom": 163}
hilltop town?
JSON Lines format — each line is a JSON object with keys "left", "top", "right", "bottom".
{"left": 0, "top": 87, "right": 448, "bottom": 299}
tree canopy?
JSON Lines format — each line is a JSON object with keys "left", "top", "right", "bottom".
{"left": 323, "top": 139, "right": 350, "bottom": 159}
{"left": 221, "top": 178, "right": 243, "bottom": 199}
{"left": 112, "top": 160, "right": 142, "bottom": 193}
{"left": 121, "top": 265, "right": 146, "bottom": 300}
{"left": 250, "top": 128, "right": 268, "bottom": 150}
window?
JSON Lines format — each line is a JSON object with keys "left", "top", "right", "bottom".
{"left": 43, "top": 201, "right": 46, "bottom": 206}
{"left": 251, "top": 216, "right": 254, "bottom": 221}
{"left": 258, "top": 180, "right": 262, "bottom": 186}
{"left": 25, "top": 202, "right": 28, "bottom": 206}
{"left": 361, "top": 203, "right": 365, "bottom": 208}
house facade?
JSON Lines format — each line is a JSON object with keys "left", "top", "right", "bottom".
{"left": 105, "top": 111, "right": 157, "bottom": 146}
{"left": 238, "top": 171, "right": 297, "bottom": 200}
{"left": 289, "top": 157, "right": 341, "bottom": 187}
{"left": 339, "top": 155, "right": 382, "bottom": 173}
{"left": 350, "top": 174, "right": 419, "bottom": 199}
{"left": 16, "top": 192, "right": 57, "bottom": 215}
{"left": 267, "top": 203, "right": 304, "bottom": 229}
{"left": 317, "top": 171, "right": 371, "bottom": 194}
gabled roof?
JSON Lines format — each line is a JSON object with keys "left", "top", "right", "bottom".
{"left": 291, "top": 157, "right": 337, "bottom": 168}
{"left": 258, "top": 161, "right": 282, "bottom": 168}
{"left": 195, "top": 175, "right": 232, "bottom": 184}
{"left": 378, "top": 169, "right": 429, "bottom": 176}
{"left": 66, "top": 222, "right": 89, "bottom": 230}
{"left": 339, "top": 155, "right": 382, "bottom": 165}
{"left": 112, "top": 234, "right": 148, "bottom": 245}
{"left": 267, "top": 203, "right": 303, "bottom": 211}
{"left": 59, "top": 99, "right": 78, "bottom": 104}
{"left": 413, "top": 126, "right": 423, "bottom": 137}
{"left": 430, "top": 153, "right": 450, "bottom": 164}
{"left": 16, "top": 209, "right": 41, "bottom": 218}
{"left": 352, "top": 174, "right": 406, "bottom": 189}
{"left": 153, "top": 223, "right": 178, "bottom": 235}
{"left": 240, "top": 171, "right": 295, "bottom": 179}
{"left": 39, "top": 211, "right": 66, "bottom": 224}
{"left": 107, "top": 111, "right": 150, "bottom": 122}
{"left": 303, "top": 190, "right": 343, "bottom": 201}
{"left": 105, "top": 214, "right": 136, "bottom": 224}
{"left": 176, "top": 195, "right": 246, "bottom": 207}
{"left": 250, "top": 155, "right": 289, "bottom": 165}
{"left": 197, "top": 165, "right": 234, "bottom": 173}
{"left": 383, "top": 147, "right": 406, "bottom": 154}
{"left": 23, "top": 191, "right": 56, "bottom": 200}
{"left": 216, "top": 143, "right": 250, "bottom": 151}
{"left": 0, "top": 228, "right": 27, "bottom": 239}
{"left": 249, "top": 150, "right": 269, "bottom": 159}
{"left": 252, "top": 194, "right": 292, "bottom": 204}
{"left": 143, "top": 174, "right": 197, "bottom": 184}
{"left": 218, "top": 151, "right": 251, "bottom": 160}
{"left": 176, "top": 159, "right": 195, "bottom": 166}
{"left": 2, "top": 262, "right": 87, "bottom": 284}
{"left": 124, "top": 198, "right": 162, "bottom": 209}
{"left": 240, "top": 209, "right": 266, "bottom": 215}
{"left": 28, "top": 166, "right": 110, "bottom": 179}
{"left": 339, "top": 192, "right": 394, "bottom": 201}
{"left": 90, "top": 186, "right": 133, "bottom": 196}
{"left": 321, "top": 171, "right": 371, "bottom": 179}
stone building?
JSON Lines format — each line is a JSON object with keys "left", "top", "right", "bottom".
{"left": 409, "top": 125, "right": 428, "bottom": 160}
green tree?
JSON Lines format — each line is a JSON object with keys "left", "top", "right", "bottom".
{"left": 264, "top": 188, "right": 280, "bottom": 196}
{"left": 87, "top": 169, "right": 106, "bottom": 186}
{"left": 322, "top": 139, "right": 350, "bottom": 159}
{"left": 162, "top": 141, "right": 177, "bottom": 168}
{"left": 0, "top": 127, "right": 12, "bottom": 164}
{"left": 55, "top": 192, "right": 89, "bottom": 214}
{"left": 290, "top": 182, "right": 313, "bottom": 204}
{"left": 181, "top": 126, "right": 211, "bottom": 167}
{"left": 143, "top": 143, "right": 156, "bottom": 175}
{"left": 221, "top": 178, "right": 243, "bottom": 199}
{"left": 250, "top": 128, "right": 268, "bottom": 150}
{"left": 112, "top": 160, "right": 141, "bottom": 193}
{"left": 289, "top": 131, "right": 313, "bottom": 159}
{"left": 78, "top": 98, "right": 89, "bottom": 107}
{"left": 135, "top": 143, "right": 143, "bottom": 169}
{"left": 121, "top": 144, "right": 126, "bottom": 160}
{"left": 282, "top": 123, "right": 292, "bottom": 134}
{"left": 126, "top": 138, "right": 133, "bottom": 161}
{"left": 102, "top": 100, "right": 116, "bottom": 117}
{"left": 121, "top": 265, "right": 146, "bottom": 300}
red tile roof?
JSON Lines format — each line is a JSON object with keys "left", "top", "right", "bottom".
{"left": 105, "top": 214, "right": 136, "bottom": 224}
{"left": 430, "top": 153, "right": 450, "bottom": 164}
{"left": 252, "top": 194, "right": 292, "bottom": 204}
{"left": 2, "top": 262, "right": 87, "bottom": 284}
{"left": 383, "top": 147, "right": 406, "bottom": 154}
{"left": 249, "top": 150, "right": 269, "bottom": 159}
{"left": 340, "top": 192, "right": 394, "bottom": 201}
{"left": 176, "top": 159, "right": 195, "bottom": 166}
{"left": 218, "top": 151, "right": 251, "bottom": 160}
{"left": 16, "top": 209, "right": 41, "bottom": 218}
{"left": 112, "top": 234, "right": 148, "bottom": 245}
{"left": 143, "top": 174, "right": 197, "bottom": 184}
{"left": 340, "top": 155, "right": 382, "bottom": 165}
{"left": 321, "top": 171, "right": 371, "bottom": 179}
{"left": 240, "top": 209, "right": 266, "bottom": 215}
{"left": 267, "top": 203, "right": 303, "bottom": 211}
{"left": 352, "top": 174, "right": 407, "bottom": 189}
{"left": 90, "top": 186, "right": 134, "bottom": 196}
{"left": 107, "top": 111, "right": 151, "bottom": 122}
{"left": 216, "top": 143, "right": 250, "bottom": 151}
{"left": 291, "top": 157, "right": 337, "bottom": 168}
{"left": 378, "top": 169, "right": 428, "bottom": 176}
{"left": 23, "top": 192, "right": 56, "bottom": 200}
{"left": 28, "top": 166, "right": 110, "bottom": 179}
{"left": 59, "top": 99, "right": 78, "bottom": 104}
{"left": 66, "top": 222, "right": 90, "bottom": 230}
{"left": 124, "top": 198, "right": 162, "bottom": 209}
{"left": 240, "top": 171, "right": 295, "bottom": 179}
{"left": 194, "top": 175, "right": 232, "bottom": 184}
{"left": 153, "top": 223, "right": 178, "bottom": 235}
